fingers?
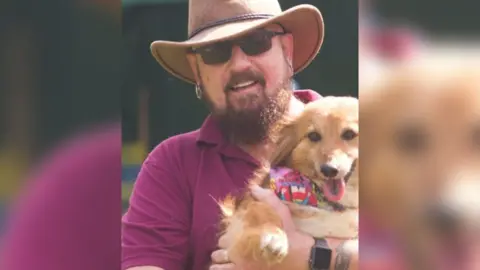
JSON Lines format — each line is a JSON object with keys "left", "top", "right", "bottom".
{"left": 249, "top": 184, "right": 295, "bottom": 228}
{"left": 211, "top": 249, "right": 230, "bottom": 264}
{"left": 249, "top": 184, "right": 283, "bottom": 209}
{"left": 218, "top": 234, "right": 229, "bottom": 249}
{"left": 209, "top": 263, "right": 237, "bottom": 270}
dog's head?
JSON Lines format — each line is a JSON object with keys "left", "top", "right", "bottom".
{"left": 269, "top": 97, "right": 359, "bottom": 205}
{"left": 360, "top": 55, "right": 480, "bottom": 269}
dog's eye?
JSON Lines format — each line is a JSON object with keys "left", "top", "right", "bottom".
{"left": 341, "top": 129, "right": 358, "bottom": 141}
{"left": 395, "top": 126, "right": 427, "bottom": 154}
{"left": 307, "top": 131, "right": 322, "bottom": 142}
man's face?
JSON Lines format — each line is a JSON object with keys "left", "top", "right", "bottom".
{"left": 187, "top": 24, "right": 295, "bottom": 145}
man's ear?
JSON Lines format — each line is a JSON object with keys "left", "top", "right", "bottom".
{"left": 280, "top": 33, "right": 294, "bottom": 68}
{"left": 269, "top": 116, "right": 298, "bottom": 166}
{"left": 186, "top": 53, "right": 200, "bottom": 83}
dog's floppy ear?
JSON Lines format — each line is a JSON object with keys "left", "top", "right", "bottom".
{"left": 269, "top": 116, "right": 299, "bottom": 166}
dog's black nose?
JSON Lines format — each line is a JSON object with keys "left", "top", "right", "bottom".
{"left": 426, "top": 203, "right": 461, "bottom": 235}
{"left": 320, "top": 164, "right": 339, "bottom": 178}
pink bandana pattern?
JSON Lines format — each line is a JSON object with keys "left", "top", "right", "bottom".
{"left": 269, "top": 167, "right": 324, "bottom": 207}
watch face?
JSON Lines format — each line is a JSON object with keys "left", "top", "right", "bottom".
{"left": 312, "top": 246, "right": 332, "bottom": 270}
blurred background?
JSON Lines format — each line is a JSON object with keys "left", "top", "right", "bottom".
{"left": 360, "top": 0, "right": 479, "bottom": 53}
{"left": 0, "top": 0, "right": 122, "bottom": 249}
{"left": 373, "top": 0, "right": 478, "bottom": 37}
{"left": 359, "top": 0, "right": 480, "bottom": 269}
{"left": 120, "top": 0, "right": 359, "bottom": 211}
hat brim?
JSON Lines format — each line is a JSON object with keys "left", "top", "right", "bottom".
{"left": 150, "top": 4, "right": 324, "bottom": 84}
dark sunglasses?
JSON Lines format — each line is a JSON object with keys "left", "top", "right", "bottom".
{"left": 188, "top": 29, "right": 286, "bottom": 65}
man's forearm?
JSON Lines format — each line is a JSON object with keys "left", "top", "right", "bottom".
{"left": 282, "top": 232, "right": 358, "bottom": 270}
{"left": 281, "top": 232, "right": 315, "bottom": 270}
{"left": 330, "top": 240, "right": 358, "bottom": 270}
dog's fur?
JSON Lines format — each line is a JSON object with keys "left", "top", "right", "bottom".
{"left": 218, "top": 97, "right": 359, "bottom": 266}
{"left": 360, "top": 53, "right": 480, "bottom": 270}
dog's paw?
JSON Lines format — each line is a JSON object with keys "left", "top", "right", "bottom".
{"left": 228, "top": 225, "right": 288, "bottom": 266}
{"left": 259, "top": 227, "right": 289, "bottom": 264}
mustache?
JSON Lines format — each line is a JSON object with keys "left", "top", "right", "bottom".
{"left": 225, "top": 70, "right": 266, "bottom": 91}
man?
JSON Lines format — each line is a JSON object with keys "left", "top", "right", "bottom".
{"left": 122, "top": 0, "right": 357, "bottom": 269}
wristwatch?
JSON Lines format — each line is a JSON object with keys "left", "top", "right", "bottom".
{"left": 309, "top": 238, "right": 332, "bottom": 270}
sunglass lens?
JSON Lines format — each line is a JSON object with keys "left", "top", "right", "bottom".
{"left": 198, "top": 42, "right": 232, "bottom": 65}
{"left": 194, "top": 30, "right": 277, "bottom": 65}
{"left": 239, "top": 31, "right": 272, "bottom": 56}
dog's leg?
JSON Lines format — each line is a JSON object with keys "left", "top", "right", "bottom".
{"left": 225, "top": 200, "right": 289, "bottom": 267}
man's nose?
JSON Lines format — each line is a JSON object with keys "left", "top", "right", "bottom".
{"left": 228, "top": 45, "right": 251, "bottom": 71}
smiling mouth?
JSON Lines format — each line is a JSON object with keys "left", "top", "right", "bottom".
{"left": 323, "top": 178, "right": 346, "bottom": 202}
{"left": 433, "top": 236, "right": 470, "bottom": 270}
{"left": 321, "top": 160, "right": 357, "bottom": 203}
{"left": 422, "top": 203, "right": 477, "bottom": 270}
{"left": 408, "top": 228, "right": 471, "bottom": 270}
{"left": 227, "top": 80, "right": 259, "bottom": 92}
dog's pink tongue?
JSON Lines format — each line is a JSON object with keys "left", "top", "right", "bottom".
{"left": 324, "top": 178, "right": 346, "bottom": 202}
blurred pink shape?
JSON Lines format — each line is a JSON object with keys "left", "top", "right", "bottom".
{"left": 1, "top": 122, "right": 121, "bottom": 270}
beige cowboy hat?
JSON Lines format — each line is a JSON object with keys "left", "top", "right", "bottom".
{"left": 150, "top": 0, "right": 324, "bottom": 84}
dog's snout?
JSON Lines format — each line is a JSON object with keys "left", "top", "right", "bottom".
{"left": 320, "top": 164, "right": 339, "bottom": 178}
{"left": 427, "top": 203, "right": 462, "bottom": 235}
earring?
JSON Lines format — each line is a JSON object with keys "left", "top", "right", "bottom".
{"left": 195, "top": 84, "right": 203, "bottom": 100}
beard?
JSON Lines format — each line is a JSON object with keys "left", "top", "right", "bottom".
{"left": 201, "top": 70, "right": 293, "bottom": 145}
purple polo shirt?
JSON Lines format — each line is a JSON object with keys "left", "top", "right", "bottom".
{"left": 122, "top": 90, "right": 321, "bottom": 270}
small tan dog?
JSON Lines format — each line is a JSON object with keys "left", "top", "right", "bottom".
{"left": 219, "top": 97, "right": 359, "bottom": 267}
{"left": 360, "top": 53, "right": 480, "bottom": 270}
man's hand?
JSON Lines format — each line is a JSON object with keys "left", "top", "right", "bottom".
{"left": 210, "top": 248, "right": 236, "bottom": 270}
{"left": 210, "top": 184, "right": 358, "bottom": 270}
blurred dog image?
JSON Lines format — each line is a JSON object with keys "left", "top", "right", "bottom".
{"left": 219, "top": 97, "right": 359, "bottom": 266}
{"left": 360, "top": 53, "right": 480, "bottom": 270}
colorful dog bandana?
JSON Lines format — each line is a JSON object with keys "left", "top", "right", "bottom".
{"left": 269, "top": 167, "right": 347, "bottom": 212}
{"left": 269, "top": 167, "right": 326, "bottom": 208}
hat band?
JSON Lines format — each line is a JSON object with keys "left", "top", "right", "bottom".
{"left": 189, "top": 13, "right": 274, "bottom": 39}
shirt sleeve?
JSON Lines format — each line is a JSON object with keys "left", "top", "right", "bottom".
{"left": 122, "top": 138, "right": 192, "bottom": 270}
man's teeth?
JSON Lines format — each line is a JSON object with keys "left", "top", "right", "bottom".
{"left": 232, "top": 80, "right": 256, "bottom": 89}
